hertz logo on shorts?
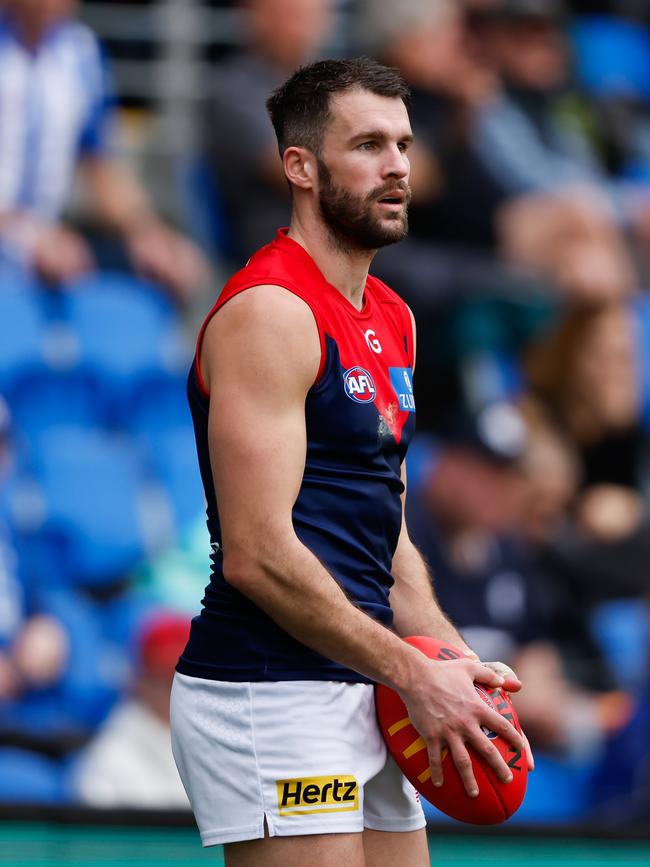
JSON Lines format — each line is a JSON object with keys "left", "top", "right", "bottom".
{"left": 276, "top": 775, "right": 359, "bottom": 816}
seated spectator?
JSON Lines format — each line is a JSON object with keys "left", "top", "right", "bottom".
{"left": 361, "top": 0, "right": 637, "bottom": 308}
{"left": 206, "top": 0, "right": 334, "bottom": 263}
{"left": 0, "top": 407, "right": 117, "bottom": 742}
{"left": 469, "top": 0, "right": 640, "bottom": 302}
{"left": 0, "top": 537, "right": 70, "bottom": 710}
{"left": 0, "top": 400, "right": 68, "bottom": 711}
{"left": 526, "top": 304, "right": 643, "bottom": 500}
{"left": 406, "top": 428, "right": 632, "bottom": 755}
{"left": 361, "top": 0, "right": 505, "bottom": 248}
{"left": 74, "top": 612, "right": 190, "bottom": 808}
{"left": 523, "top": 304, "right": 650, "bottom": 603}
{"left": 0, "top": 0, "right": 208, "bottom": 300}
{"left": 470, "top": 0, "right": 603, "bottom": 196}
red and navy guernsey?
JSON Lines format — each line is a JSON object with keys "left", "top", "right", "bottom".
{"left": 177, "top": 228, "right": 416, "bottom": 683}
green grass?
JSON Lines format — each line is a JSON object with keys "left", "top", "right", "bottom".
{"left": 1, "top": 824, "right": 649, "bottom": 866}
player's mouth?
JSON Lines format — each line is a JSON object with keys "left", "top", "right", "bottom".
{"left": 377, "top": 191, "right": 406, "bottom": 206}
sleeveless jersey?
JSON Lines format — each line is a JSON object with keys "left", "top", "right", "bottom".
{"left": 177, "top": 228, "right": 416, "bottom": 683}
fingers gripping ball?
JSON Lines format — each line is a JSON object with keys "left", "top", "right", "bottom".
{"left": 375, "top": 636, "right": 528, "bottom": 824}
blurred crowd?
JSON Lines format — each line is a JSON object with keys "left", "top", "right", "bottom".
{"left": 1, "top": 0, "right": 650, "bottom": 826}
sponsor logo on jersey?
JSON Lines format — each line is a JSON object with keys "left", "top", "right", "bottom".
{"left": 343, "top": 367, "right": 376, "bottom": 403}
{"left": 389, "top": 367, "right": 415, "bottom": 412}
{"left": 276, "top": 775, "right": 359, "bottom": 816}
{"left": 364, "top": 329, "right": 382, "bottom": 354}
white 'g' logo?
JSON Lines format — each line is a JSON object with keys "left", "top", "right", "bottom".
{"left": 364, "top": 329, "right": 382, "bottom": 354}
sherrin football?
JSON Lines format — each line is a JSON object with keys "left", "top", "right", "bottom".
{"left": 375, "top": 636, "right": 527, "bottom": 824}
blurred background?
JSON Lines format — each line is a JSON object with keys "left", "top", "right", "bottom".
{"left": 1, "top": 0, "right": 650, "bottom": 849}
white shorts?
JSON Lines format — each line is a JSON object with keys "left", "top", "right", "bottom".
{"left": 170, "top": 673, "right": 425, "bottom": 847}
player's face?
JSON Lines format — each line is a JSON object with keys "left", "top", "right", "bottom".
{"left": 316, "top": 90, "right": 412, "bottom": 251}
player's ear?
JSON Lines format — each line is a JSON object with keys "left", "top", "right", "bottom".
{"left": 283, "top": 146, "right": 315, "bottom": 191}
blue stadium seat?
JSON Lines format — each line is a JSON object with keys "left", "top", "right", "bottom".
{"left": 145, "top": 427, "right": 205, "bottom": 532}
{"left": 590, "top": 694, "right": 650, "bottom": 823}
{"left": 506, "top": 752, "right": 597, "bottom": 824}
{"left": 0, "top": 281, "right": 110, "bottom": 455}
{"left": 124, "top": 369, "right": 203, "bottom": 533}
{"left": 422, "top": 752, "right": 597, "bottom": 826}
{"left": 0, "top": 749, "right": 70, "bottom": 805}
{"left": 573, "top": 16, "right": 650, "bottom": 102}
{"left": 66, "top": 270, "right": 177, "bottom": 324}
{"left": 64, "top": 272, "right": 189, "bottom": 424}
{"left": 0, "top": 287, "right": 45, "bottom": 394}
{"left": 126, "top": 370, "right": 192, "bottom": 442}
{"left": 5, "top": 368, "right": 103, "bottom": 458}
{"left": 25, "top": 427, "right": 150, "bottom": 588}
{"left": 590, "top": 598, "right": 650, "bottom": 693}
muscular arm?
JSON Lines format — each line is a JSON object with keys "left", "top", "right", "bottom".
{"left": 202, "top": 285, "right": 524, "bottom": 793}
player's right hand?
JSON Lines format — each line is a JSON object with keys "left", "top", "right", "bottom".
{"left": 400, "top": 657, "right": 525, "bottom": 798}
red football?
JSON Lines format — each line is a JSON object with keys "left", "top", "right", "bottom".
{"left": 375, "top": 636, "right": 527, "bottom": 824}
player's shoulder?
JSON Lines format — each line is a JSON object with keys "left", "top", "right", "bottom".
{"left": 220, "top": 283, "right": 314, "bottom": 319}
{"left": 205, "top": 284, "right": 320, "bottom": 352}
{"left": 202, "top": 284, "right": 321, "bottom": 391}
{"left": 219, "top": 235, "right": 326, "bottom": 311}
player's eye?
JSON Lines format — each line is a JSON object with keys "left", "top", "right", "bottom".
{"left": 397, "top": 141, "right": 410, "bottom": 153}
{"left": 358, "top": 141, "right": 377, "bottom": 151}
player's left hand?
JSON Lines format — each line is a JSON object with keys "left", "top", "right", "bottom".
{"left": 482, "top": 660, "right": 535, "bottom": 772}
{"left": 481, "top": 660, "right": 521, "bottom": 693}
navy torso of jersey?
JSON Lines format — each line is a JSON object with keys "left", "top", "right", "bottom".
{"left": 177, "top": 230, "right": 416, "bottom": 682}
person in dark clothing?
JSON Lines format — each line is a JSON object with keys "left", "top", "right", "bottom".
{"left": 206, "top": 0, "right": 333, "bottom": 263}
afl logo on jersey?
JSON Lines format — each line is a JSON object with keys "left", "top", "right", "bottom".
{"left": 343, "top": 366, "right": 376, "bottom": 403}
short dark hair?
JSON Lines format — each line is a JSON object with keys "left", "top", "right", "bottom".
{"left": 266, "top": 57, "right": 411, "bottom": 156}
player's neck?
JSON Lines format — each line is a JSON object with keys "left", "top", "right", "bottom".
{"left": 288, "top": 215, "right": 374, "bottom": 312}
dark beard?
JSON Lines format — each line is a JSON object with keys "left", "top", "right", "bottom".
{"left": 317, "top": 158, "right": 410, "bottom": 253}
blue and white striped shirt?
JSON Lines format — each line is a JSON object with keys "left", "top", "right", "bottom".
{"left": 0, "top": 14, "right": 114, "bottom": 221}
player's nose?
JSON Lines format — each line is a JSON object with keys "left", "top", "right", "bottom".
{"left": 382, "top": 143, "right": 409, "bottom": 180}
